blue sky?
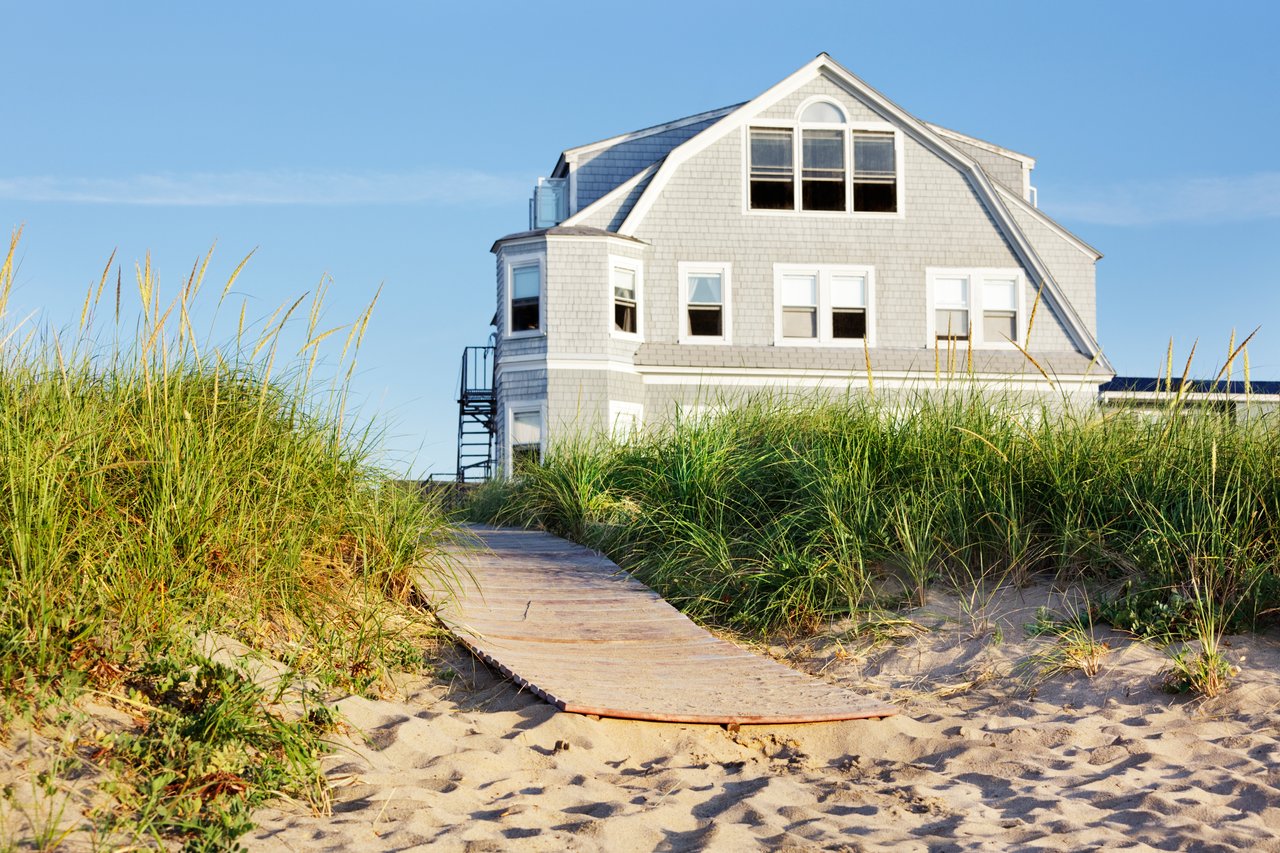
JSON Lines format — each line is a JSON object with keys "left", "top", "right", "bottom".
{"left": 5, "top": 2, "right": 1279, "bottom": 475}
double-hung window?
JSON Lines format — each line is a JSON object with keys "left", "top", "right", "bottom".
{"left": 774, "top": 264, "right": 875, "bottom": 346}
{"left": 927, "top": 268, "right": 1026, "bottom": 347}
{"left": 679, "top": 262, "right": 732, "bottom": 344}
{"left": 508, "top": 403, "right": 544, "bottom": 473}
{"left": 981, "top": 278, "right": 1019, "bottom": 344}
{"left": 507, "top": 259, "right": 542, "bottom": 334}
{"left": 852, "top": 132, "right": 897, "bottom": 213}
{"left": 609, "top": 257, "right": 642, "bottom": 339}
{"left": 748, "top": 99, "right": 900, "bottom": 215}
{"left": 749, "top": 129, "right": 794, "bottom": 210}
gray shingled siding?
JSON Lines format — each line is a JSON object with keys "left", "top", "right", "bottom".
{"left": 946, "top": 138, "right": 1026, "bottom": 198}
{"left": 574, "top": 118, "right": 721, "bottom": 210}
{"left": 494, "top": 243, "right": 549, "bottom": 363}
{"left": 630, "top": 74, "right": 1081, "bottom": 356}
{"left": 761, "top": 75, "right": 889, "bottom": 122}
{"left": 576, "top": 167, "right": 659, "bottom": 232}
{"left": 1004, "top": 200, "right": 1099, "bottom": 337}
{"left": 546, "top": 369, "right": 645, "bottom": 440}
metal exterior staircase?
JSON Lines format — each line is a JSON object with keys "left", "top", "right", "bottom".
{"left": 456, "top": 345, "right": 496, "bottom": 483}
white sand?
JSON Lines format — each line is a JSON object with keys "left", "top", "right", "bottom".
{"left": 245, "top": 584, "right": 1280, "bottom": 851}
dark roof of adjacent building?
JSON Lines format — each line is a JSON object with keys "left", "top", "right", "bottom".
{"left": 1101, "top": 376, "right": 1280, "bottom": 396}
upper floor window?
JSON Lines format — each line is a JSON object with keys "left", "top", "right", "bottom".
{"left": 774, "top": 264, "right": 875, "bottom": 346}
{"left": 678, "top": 261, "right": 732, "bottom": 344}
{"left": 748, "top": 100, "right": 900, "bottom": 215}
{"left": 609, "top": 256, "right": 643, "bottom": 339}
{"left": 926, "top": 268, "right": 1026, "bottom": 348}
{"left": 507, "top": 258, "right": 543, "bottom": 335}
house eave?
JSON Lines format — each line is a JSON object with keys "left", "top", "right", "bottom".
{"left": 490, "top": 226, "right": 648, "bottom": 254}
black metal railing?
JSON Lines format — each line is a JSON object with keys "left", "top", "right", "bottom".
{"left": 455, "top": 345, "right": 496, "bottom": 483}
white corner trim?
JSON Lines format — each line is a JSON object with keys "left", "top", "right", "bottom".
{"left": 992, "top": 182, "right": 1102, "bottom": 260}
{"left": 923, "top": 123, "right": 1037, "bottom": 168}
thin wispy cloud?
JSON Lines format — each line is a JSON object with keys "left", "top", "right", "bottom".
{"left": 1044, "top": 172, "right": 1280, "bottom": 226}
{"left": 0, "top": 169, "right": 529, "bottom": 207}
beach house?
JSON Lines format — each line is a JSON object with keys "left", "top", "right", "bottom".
{"left": 459, "top": 53, "right": 1114, "bottom": 479}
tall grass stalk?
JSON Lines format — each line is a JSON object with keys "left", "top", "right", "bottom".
{"left": 0, "top": 234, "right": 455, "bottom": 845}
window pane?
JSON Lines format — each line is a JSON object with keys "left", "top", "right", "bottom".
{"left": 983, "top": 280, "right": 1017, "bottom": 311}
{"left": 832, "top": 308, "right": 866, "bottom": 339}
{"left": 612, "top": 267, "right": 636, "bottom": 300}
{"left": 511, "top": 297, "right": 539, "bottom": 331}
{"left": 781, "top": 274, "right": 817, "bottom": 307}
{"left": 612, "top": 411, "right": 639, "bottom": 440}
{"left": 800, "top": 101, "right": 845, "bottom": 123}
{"left": 688, "top": 306, "right": 723, "bottom": 337}
{"left": 936, "top": 308, "right": 969, "bottom": 339}
{"left": 689, "top": 274, "right": 722, "bottom": 305}
{"left": 750, "top": 128, "right": 793, "bottom": 172}
{"left": 984, "top": 311, "right": 1016, "bottom": 343}
{"left": 512, "top": 444, "right": 540, "bottom": 471}
{"left": 854, "top": 134, "right": 895, "bottom": 176}
{"left": 614, "top": 302, "right": 636, "bottom": 334}
{"left": 802, "top": 180, "right": 845, "bottom": 211}
{"left": 782, "top": 307, "right": 817, "bottom": 338}
{"left": 853, "top": 180, "right": 896, "bottom": 212}
{"left": 511, "top": 410, "right": 542, "bottom": 445}
{"left": 802, "top": 130, "right": 844, "bottom": 172}
{"left": 751, "top": 178, "right": 795, "bottom": 209}
{"left": 934, "top": 277, "right": 968, "bottom": 307}
{"left": 512, "top": 265, "right": 540, "bottom": 299}
{"left": 830, "top": 275, "right": 866, "bottom": 308}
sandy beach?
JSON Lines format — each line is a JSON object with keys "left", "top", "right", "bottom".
{"left": 242, "top": 584, "right": 1280, "bottom": 851}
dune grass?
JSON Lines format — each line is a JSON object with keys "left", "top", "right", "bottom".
{"left": 473, "top": 389, "right": 1280, "bottom": 661}
{"left": 0, "top": 231, "right": 456, "bottom": 847}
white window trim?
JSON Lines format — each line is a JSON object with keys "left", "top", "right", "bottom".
{"left": 678, "top": 261, "right": 733, "bottom": 345}
{"left": 924, "top": 267, "right": 1028, "bottom": 349}
{"left": 504, "top": 252, "right": 546, "bottom": 339}
{"left": 504, "top": 399, "right": 547, "bottom": 476}
{"left": 773, "top": 263, "right": 877, "bottom": 347}
{"left": 607, "top": 255, "right": 644, "bottom": 342}
{"left": 606, "top": 400, "right": 644, "bottom": 440}
{"left": 741, "top": 110, "right": 905, "bottom": 220}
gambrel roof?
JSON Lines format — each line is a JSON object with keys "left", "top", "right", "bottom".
{"left": 550, "top": 53, "right": 1110, "bottom": 370}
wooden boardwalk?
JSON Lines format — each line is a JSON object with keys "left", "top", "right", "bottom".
{"left": 433, "top": 526, "right": 896, "bottom": 725}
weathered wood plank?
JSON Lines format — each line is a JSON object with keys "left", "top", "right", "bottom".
{"left": 428, "top": 525, "right": 897, "bottom": 725}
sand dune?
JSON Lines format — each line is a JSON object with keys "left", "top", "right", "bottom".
{"left": 248, "top": 585, "right": 1280, "bottom": 851}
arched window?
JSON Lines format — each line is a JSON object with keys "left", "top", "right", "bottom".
{"left": 747, "top": 99, "right": 898, "bottom": 214}
{"left": 800, "top": 100, "right": 845, "bottom": 124}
